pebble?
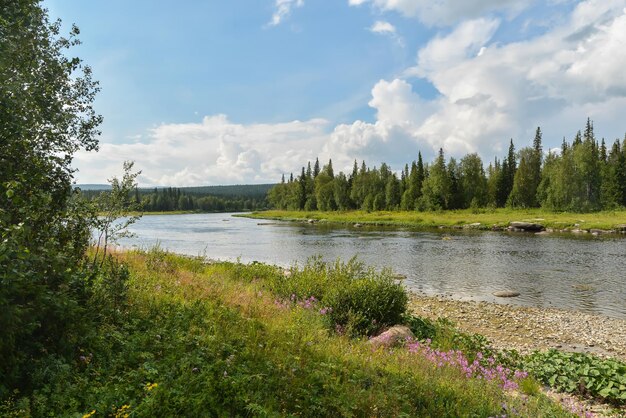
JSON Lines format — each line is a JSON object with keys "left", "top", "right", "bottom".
{"left": 409, "top": 293, "right": 626, "bottom": 362}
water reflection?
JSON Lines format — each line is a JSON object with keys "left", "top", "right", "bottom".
{"left": 118, "top": 213, "right": 626, "bottom": 319}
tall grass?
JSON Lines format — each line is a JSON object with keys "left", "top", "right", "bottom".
{"left": 1, "top": 248, "right": 575, "bottom": 417}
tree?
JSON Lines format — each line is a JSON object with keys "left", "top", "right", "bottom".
{"left": 508, "top": 148, "right": 537, "bottom": 208}
{"left": 509, "top": 129, "right": 543, "bottom": 208}
{"left": 385, "top": 174, "right": 401, "bottom": 210}
{"left": 418, "top": 149, "right": 450, "bottom": 210}
{"left": 495, "top": 140, "right": 516, "bottom": 207}
{"left": 1, "top": 1, "right": 101, "bottom": 395}
{"left": 447, "top": 158, "right": 463, "bottom": 209}
{"left": 459, "top": 153, "right": 487, "bottom": 208}
{"left": 314, "top": 163, "right": 335, "bottom": 211}
{"left": 600, "top": 139, "right": 625, "bottom": 209}
{"left": 92, "top": 162, "right": 143, "bottom": 265}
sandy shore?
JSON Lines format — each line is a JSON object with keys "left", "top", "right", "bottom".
{"left": 409, "top": 293, "right": 626, "bottom": 362}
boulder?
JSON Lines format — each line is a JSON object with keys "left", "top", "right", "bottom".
{"left": 368, "top": 325, "right": 414, "bottom": 348}
{"left": 590, "top": 229, "right": 613, "bottom": 235}
{"left": 492, "top": 291, "right": 520, "bottom": 298}
{"left": 464, "top": 222, "right": 481, "bottom": 229}
{"left": 614, "top": 224, "right": 626, "bottom": 233}
{"left": 509, "top": 221, "right": 545, "bottom": 232}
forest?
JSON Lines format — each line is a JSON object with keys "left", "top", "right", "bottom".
{"left": 268, "top": 121, "right": 626, "bottom": 213}
{"left": 79, "top": 184, "right": 273, "bottom": 212}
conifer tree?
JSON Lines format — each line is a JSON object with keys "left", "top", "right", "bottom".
{"left": 419, "top": 148, "right": 450, "bottom": 210}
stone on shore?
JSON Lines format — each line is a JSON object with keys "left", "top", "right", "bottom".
{"left": 368, "top": 325, "right": 414, "bottom": 348}
{"left": 509, "top": 221, "right": 545, "bottom": 232}
{"left": 492, "top": 290, "right": 520, "bottom": 298}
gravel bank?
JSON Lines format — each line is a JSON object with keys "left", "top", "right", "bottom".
{"left": 409, "top": 293, "right": 626, "bottom": 362}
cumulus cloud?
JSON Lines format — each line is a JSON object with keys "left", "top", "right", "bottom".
{"left": 74, "top": 115, "right": 330, "bottom": 186}
{"left": 349, "top": 0, "right": 529, "bottom": 26}
{"left": 324, "top": 79, "right": 435, "bottom": 168}
{"left": 369, "top": 20, "right": 405, "bottom": 47}
{"left": 268, "top": 0, "right": 304, "bottom": 26}
{"left": 401, "top": 1, "right": 626, "bottom": 156}
{"left": 370, "top": 20, "right": 396, "bottom": 34}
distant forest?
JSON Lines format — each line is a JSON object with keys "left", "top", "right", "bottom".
{"left": 80, "top": 184, "right": 274, "bottom": 212}
{"left": 269, "top": 119, "right": 626, "bottom": 213}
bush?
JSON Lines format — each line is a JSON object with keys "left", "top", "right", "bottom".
{"left": 269, "top": 256, "right": 408, "bottom": 336}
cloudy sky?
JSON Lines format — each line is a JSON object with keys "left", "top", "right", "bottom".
{"left": 45, "top": 0, "right": 626, "bottom": 186}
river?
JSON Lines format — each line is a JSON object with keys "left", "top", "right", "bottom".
{"left": 117, "top": 212, "right": 626, "bottom": 319}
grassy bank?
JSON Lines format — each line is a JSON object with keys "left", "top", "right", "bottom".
{"left": 3, "top": 250, "right": 580, "bottom": 417}
{"left": 242, "top": 209, "right": 626, "bottom": 231}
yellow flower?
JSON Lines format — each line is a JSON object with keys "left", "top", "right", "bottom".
{"left": 82, "top": 410, "right": 96, "bottom": 418}
{"left": 145, "top": 382, "right": 158, "bottom": 391}
{"left": 114, "top": 404, "right": 131, "bottom": 418}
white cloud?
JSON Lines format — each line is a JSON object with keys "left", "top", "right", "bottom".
{"left": 268, "top": 0, "right": 304, "bottom": 27}
{"left": 403, "top": 0, "right": 626, "bottom": 157}
{"left": 349, "top": 0, "right": 529, "bottom": 26}
{"left": 414, "top": 18, "right": 500, "bottom": 77}
{"left": 369, "top": 20, "right": 405, "bottom": 47}
{"left": 74, "top": 115, "right": 330, "bottom": 186}
{"left": 370, "top": 20, "right": 396, "bottom": 34}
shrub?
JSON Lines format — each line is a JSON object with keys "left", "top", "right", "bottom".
{"left": 269, "top": 256, "right": 408, "bottom": 336}
{"left": 325, "top": 274, "right": 407, "bottom": 336}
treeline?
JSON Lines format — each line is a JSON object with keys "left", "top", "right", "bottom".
{"left": 269, "top": 119, "right": 626, "bottom": 212}
{"left": 80, "top": 187, "right": 271, "bottom": 212}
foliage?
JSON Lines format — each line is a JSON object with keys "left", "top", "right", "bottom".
{"left": 268, "top": 119, "right": 626, "bottom": 213}
{"left": 2, "top": 250, "right": 574, "bottom": 417}
{"left": 523, "top": 349, "right": 626, "bottom": 404}
{"left": 81, "top": 183, "right": 272, "bottom": 213}
{"left": 269, "top": 256, "right": 408, "bottom": 336}
{"left": 0, "top": 0, "right": 101, "bottom": 397}
{"left": 92, "top": 161, "right": 142, "bottom": 265}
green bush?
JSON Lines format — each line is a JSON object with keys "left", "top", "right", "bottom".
{"left": 325, "top": 274, "right": 407, "bottom": 336}
{"left": 269, "top": 256, "right": 408, "bottom": 336}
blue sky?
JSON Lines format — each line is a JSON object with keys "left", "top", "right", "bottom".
{"left": 45, "top": 0, "right": 626, "bottom": 186}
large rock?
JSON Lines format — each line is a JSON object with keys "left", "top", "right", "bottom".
{"left": 368, "top": 325, "right": 414, "bottom": 348}
{"left": 509, "top": 221, "right": 545, "bottom": 232}
{"left": 493, "top": 291, "right": 520, "bottom": 298}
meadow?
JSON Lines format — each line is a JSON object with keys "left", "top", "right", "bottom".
{"left": 2, "top": 249, "right": 586, "bottom": 417}
{"left": 243, "top": 209, "right": 626, "bottom": 231}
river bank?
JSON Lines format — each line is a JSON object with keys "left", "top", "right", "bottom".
{"left": 409, "top": 292, "right": 626, "bottom": 362}
{"left": 243, "top": 209, "right": 626, "bottom": 235}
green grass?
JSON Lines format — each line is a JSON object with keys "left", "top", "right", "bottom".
{"left": 241, "top": 209, "right": 626, "bottom": 231}
{"left": 3, "top": 249, "right": 576, "bottom": 417}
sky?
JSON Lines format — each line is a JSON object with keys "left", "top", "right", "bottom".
{"left": 44, "top": 0, "right": 626, "bottom": 186}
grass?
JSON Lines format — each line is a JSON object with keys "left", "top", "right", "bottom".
{"left": 241, "top": 209, "right": 626, "bottom": 231}
{"left": 3, "top": 249, "right": 578, "bottom": 417}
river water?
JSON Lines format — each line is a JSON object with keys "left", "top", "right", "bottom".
{"left": 117, "top": 212, "right": 626, "bottom": 319}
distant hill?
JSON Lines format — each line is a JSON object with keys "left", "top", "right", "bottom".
{"left": 78, "top": 183, "right": 277, "bottom": 199}
{"left": 75, "top": 184, "right": 111, "bottom": 190}
{"left": 173, "top": 184, "right": 276, "bottom": 198}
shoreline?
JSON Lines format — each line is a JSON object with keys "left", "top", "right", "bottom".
{"left": 408, "top": 291, "right": 626, "bottom": 362}
{"left": 241, "top": 210, "right": 626, "bottom": 237}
